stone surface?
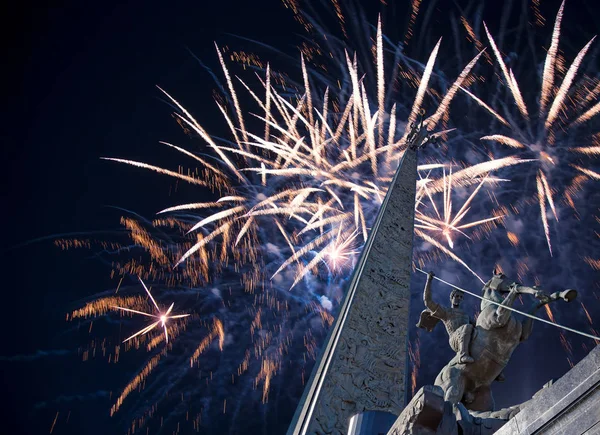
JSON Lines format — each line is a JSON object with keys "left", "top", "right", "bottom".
{"left": 387, "top": 385, "right": 447, "bottom": 435}
{"left": 287, "top": 148, "right": 417, "bottom": 435}
{"left": 432, "top": 273, "right": 566, "bottom": 411}
{"left": 494, "top": 344, "right": 600, "bottom": 435}
{"left": 387, "top": 385, "right": 519, "bottom": 435}
{"left": 390, "top": 345, "right": 600, "bottom": 435}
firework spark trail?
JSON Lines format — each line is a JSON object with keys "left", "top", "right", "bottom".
{"left": 581, "top": 302, "right": 594, "bottom": 325}
{"left": 111, "top": 354, "right": 162, "bottom": 416}
{"left": 113, "top": 278, "right": 190, "bottom": 344}
{"left": 545, "top": 36, "right": 597, "bottom": 130}
{"left": 415, "top": 229, "right": 484, "bottom": 284}
{"left": 404, "top": 0, "right": 422, "bottom": 45}
{"left": 68, "top": 295, "right": 147, "bottom": 320}
{"left": 426, "top": 51, "right": 485, "bottom": 131}
{"left": 465, "top": 3, "right": 600, "bottom": 254}
{"left": 408, "top": 333, "right": 421, "bottom": 396}
{"left": 60, "top": 2, "right": 600, "bottom": 432}
{"left": 190, "top": 318, "right": 225, "bottom": 367}
{"left": 539, "top": 0, "right": 564, "bottom": 115}
{"left": 415, "top": 168, "right": 506, "bottom": 249}
{"left": 484, "top": 23, "right": 529, "bottom": 119}
{"left": 101, "top": 158, "right": 210, "bottom": 187}
{"left": 424, "top": 157, "right": 534, "bottom": 194}
{"left": 407, "top": 39, "right": 441, "bottom": 128}
{"left": 575, "top": 102, "right": 600, "bottom": 125}
{"left": 536, "top": 172, "right": 553, "bottom": 255}
{"left": 459, "top": 87, "right": 510, "bottom": 127}
{"left": 572, "top": 165, "right": 600, "bottom": 180}
{"left": 257, "top": 357, "right": 280, "bottom": 404}
{"left": 377, "top": 16, "right": 384, "bottom": 152}
{"left": 101, "top": 34, "right": 506, "bottom": 288}
{"left": 480, "top": 135, "right": 525, "bottom": 149}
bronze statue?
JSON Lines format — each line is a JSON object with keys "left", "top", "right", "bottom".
{"left": 418, "top": 272, "right": 475, "bottom": 364}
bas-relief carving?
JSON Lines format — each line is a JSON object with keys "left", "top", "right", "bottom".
{"left": 308, "top": 150, "right": 417, "bottom": 434}
{"left": 313, "top": 289, "right": 411, "bottom": 434}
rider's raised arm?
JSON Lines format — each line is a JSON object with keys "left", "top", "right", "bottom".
{"left": 423, "top": 272, "right": 448, "bottom": 320}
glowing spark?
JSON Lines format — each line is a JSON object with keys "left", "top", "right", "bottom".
{"left": 540, "top": 1, "right": 564, "bottom": 114}
{"left": 484, "top": 22, "right": 529, "bottom": 118}
{"left": 114, "top": 278, "right": 189, "bottom": 344}
{"left": 480, "top": 135, "right": 526, "bottom": 149}
{"left": 545, "top": 36, "right": 596, "bottom": 130}
{"left": 323, "top": 226, "right": 359, "bottom": 271}
{"left": 536, "top": 172, "right": 553, "bottom": 255}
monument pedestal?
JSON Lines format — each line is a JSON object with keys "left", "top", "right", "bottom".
{"left": 496, "top": 344, "right": 600, "bottom": 435}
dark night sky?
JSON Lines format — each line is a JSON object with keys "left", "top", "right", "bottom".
{"left": 2, "top": 0, "right": 599, "bottom": 434}
{"left": 3, "top": 1, "right": 296, "bottom": 433}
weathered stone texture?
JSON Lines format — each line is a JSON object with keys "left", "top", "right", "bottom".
{"left": 287, "top": 149, "right": 417, "bottom": 435}
{"left": 494, "top": 344, "right": 600, "bottom": 435}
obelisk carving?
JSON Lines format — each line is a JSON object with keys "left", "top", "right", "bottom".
{"left": 287, "top": 145, "right": 418, "bottom": 435}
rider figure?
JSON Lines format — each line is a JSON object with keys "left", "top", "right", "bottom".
{"left": 422, "top": 272, "right": 475, "bottom": 364}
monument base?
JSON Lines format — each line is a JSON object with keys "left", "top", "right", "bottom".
{"left": 496, "top": 344, "right": 600, "bottom": 435}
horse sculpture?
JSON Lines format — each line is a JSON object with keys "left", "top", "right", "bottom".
{"left": 427, "top": 271, "right": 576, "bottom": 412}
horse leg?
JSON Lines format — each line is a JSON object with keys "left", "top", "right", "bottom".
{"left": 443, "top": 374, "right": 466, "bottom": 405}
{"left": 444, "top": 378, "right": 466, "bottom": 404}
{"left": 468, "top": 385, "right": 495, "bottom": 412}
{"left": 434, "top": 366, "right": 465, "bottom": 405}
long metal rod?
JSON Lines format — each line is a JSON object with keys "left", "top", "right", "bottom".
{"left": 415, "top": 267, "right": 600, "bottom": 341}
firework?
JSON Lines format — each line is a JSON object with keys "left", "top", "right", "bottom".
{"left": 415, "top": 167, "right": 506, "bottom": 249}
{"left": 79, "top": 19, "right": 511, "bottom": 431}
{"left": 464, "top": 1, "right": 600, "bottom": 254}
{"left": 113, "top": 277, "right": 190, "bottom": 344}
{"left": 55, "top": 1, "right": 599, "bottom": 433}
{"left": 104, "top": 22, "right": 505, "bottom": 288}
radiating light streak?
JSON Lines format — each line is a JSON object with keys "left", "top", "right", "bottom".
{"left": 113, "top": 278, "right": 190, "bottom": 344}
{"left": 540, "top": 1, "right": 564, "bottom": 114}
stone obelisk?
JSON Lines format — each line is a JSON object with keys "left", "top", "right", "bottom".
{"left": 287, "top": 146, "right": 418, "bottom": 435}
